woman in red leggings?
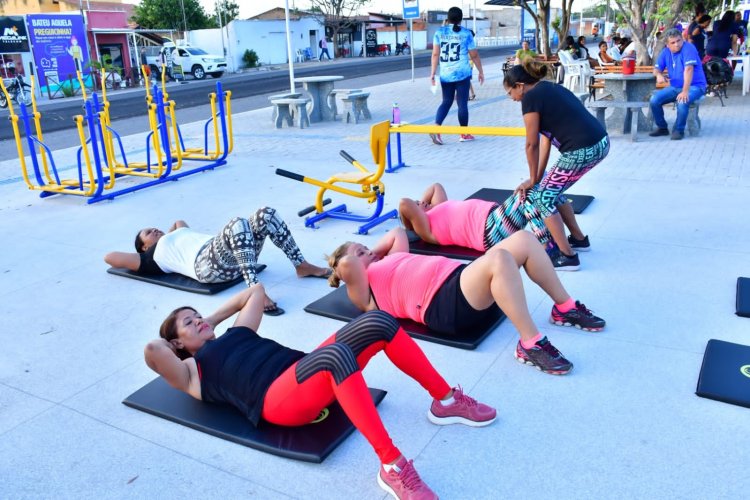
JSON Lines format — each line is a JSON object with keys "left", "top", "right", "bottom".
{"left": 145, "top": 284, "right": 495, "bottom": 500}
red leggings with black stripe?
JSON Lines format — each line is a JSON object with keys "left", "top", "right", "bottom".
{"left": 261, "top": 311, "right": 451, "bottom": 464}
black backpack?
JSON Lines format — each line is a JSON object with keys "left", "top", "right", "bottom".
{"left": 319, "top": 39, "right": 323, "bottom": 49}
{"left": 703, "top": 57, "right": 733, "bottom": 86}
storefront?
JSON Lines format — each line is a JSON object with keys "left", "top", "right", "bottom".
{"left": 0, "top": 15, "right": 32, "bottom": 79}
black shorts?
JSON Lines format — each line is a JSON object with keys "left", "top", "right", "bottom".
{"left": 423, "top": 265, "right": 501, "bottom": 336}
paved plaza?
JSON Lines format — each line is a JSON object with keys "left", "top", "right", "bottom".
{"left": 1, "top": 55, "right": 749, "bottom": 498}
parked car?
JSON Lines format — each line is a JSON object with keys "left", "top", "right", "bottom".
{"left": 171, "top": 46, "right": 227, "bottom": 80}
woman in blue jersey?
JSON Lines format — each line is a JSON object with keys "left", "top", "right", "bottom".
{"left": 429, "top": 7, "right": 484, "bottom": 145}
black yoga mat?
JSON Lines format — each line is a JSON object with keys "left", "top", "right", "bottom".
{"left": 736, "top": 278, "right": 750, "bottom": 318}
{"left": 408, "top": 240, "right": 482, "bottom": 261}
{"left": 467, "top": 188, "right": 594, "bottom": 214}
{"left": 695, "top": 339, "right": 750, "bottom": 409}
{"left": 123, "top": 377, "right": 386, "bottom": 463}
{"left": 304, "top": 286, "right": 505, "bottom": 350}
{"left": 106, "top": 264, "right": 266, "bottom": 295}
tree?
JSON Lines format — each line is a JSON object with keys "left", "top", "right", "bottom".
{"left": 552, "top": 0, "right": 576, "bottom": 50}
{"left": 131, "top": 0, "right": 214, "bottom": 31}
{"left": 614, "top": 0, "right": 687, "bottom": 65}
{"left": 211, "top": 0, "right": 240, "bottom": 29}
{"left": 308, "top": 0, "right": 370, "bottom": 55}
{"left": 515, "top": 0, "right": 553, "bottom": 57}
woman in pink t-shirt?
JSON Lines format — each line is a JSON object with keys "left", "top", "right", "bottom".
{"left": 399, "top": 183, "right": 590, "bottom": 259}
{"left": 328, "top": 228, "right": 606, "bottom": 375}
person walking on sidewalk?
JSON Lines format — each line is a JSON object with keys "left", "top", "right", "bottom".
{"left": 319, "top": 37, "right": 331, "bottom": 61}
{"left": 649, "top": 28, "right": 707, "bottom": 141}
{"left": 504, "top": 58, "right": 609, "bottom": 269}
{"left": 429, "top": 6, "right": 484, "bottom": 145}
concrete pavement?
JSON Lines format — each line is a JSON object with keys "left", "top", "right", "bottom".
{"left": 1, "top": 55, "right": 749, "bottom": 499}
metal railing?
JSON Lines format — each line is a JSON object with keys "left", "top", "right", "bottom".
{"left": 476, "top": 36, "right": 520, "bottom": 47}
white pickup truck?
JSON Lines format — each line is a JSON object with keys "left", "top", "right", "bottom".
{"left": 172, "top": 46, "right": 227, "bottom": 80}
{"left": 144, "top": 44, "right": 227, "bottom": 80}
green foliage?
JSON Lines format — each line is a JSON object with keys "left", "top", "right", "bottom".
{"left": 60, "top": 84, "right": 76, "bottom": 98}
{"left": 242, "top": 49, "right": 259, "bottom": 68}
{"left": 209, "top": 0, "right": 240, "bottom": 29}
{"left": 131, "top": 0, "right": 214, "bottom": 31}
{"left": 85, "top": 55, "right": 121, "bottom": 75}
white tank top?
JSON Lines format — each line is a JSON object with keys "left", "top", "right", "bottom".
{"left": 154, "top": 228, "right": 212, "bottom": 280}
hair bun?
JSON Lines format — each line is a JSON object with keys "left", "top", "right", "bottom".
{"left": 452, "top": 24, "right": 461, "bottom": 32}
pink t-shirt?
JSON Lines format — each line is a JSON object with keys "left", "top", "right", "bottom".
{"left": 366, "top": 253, "right": 461, "bottom": 323}
{"left": 425, "top": 199, "right": 494, "bottom": 251}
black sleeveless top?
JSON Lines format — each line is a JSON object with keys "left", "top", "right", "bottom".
{"left": 194, "top": 326, "right": 305, "bottom": 426}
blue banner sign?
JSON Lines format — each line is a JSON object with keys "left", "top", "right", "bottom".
{"left": 27, "top": 14, "right": 89, "bottom": 87}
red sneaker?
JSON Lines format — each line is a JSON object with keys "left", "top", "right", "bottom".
{"left": 378, "top": 457, "right": 438, "bottom": 500}
{"left": 428, "top": 386, "right": 496, "bottom": 427}
{"left": 459, "top": 134, "right": 475, "bottom": 142}
{"left": 429, "top": 133, "right": 443, "bottom": 145}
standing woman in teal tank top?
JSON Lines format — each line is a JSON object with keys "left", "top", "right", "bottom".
{"left": 429, "top": 7, "right": 484, "bottom": 145}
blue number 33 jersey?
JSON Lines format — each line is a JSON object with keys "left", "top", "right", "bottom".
{"left": 433, "top": 26, "right": 476, "bottom": 82}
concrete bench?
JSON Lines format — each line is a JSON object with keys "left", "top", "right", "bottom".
{"left": 328, "top": 89, "right": 362, "bottom": 120}
{"left": 269, "top": 92, "right": 302, "bottom": 124}
{"left": 270, "top": 97, "right": 311, "bottom": 129}
{"left": 647, "top": 97, "right": 703, "bottom": 137}
{"left": 341, "top": 92, "right": 371, "bottom": 124}
{"left": 588, "top": 100, "right": 649, "bottom": 142}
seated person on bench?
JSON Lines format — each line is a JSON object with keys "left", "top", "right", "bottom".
{"left": 328, "top": 228, "right": 606, "bottom": 376}
{"left": 146, "top": 284, "right": 496, "bottom": 499}
{"left": 104, "top": 207, "right": 330, "bottom": 315}
{"left": 399, "top": 183, "right": 591, "bottom": 258}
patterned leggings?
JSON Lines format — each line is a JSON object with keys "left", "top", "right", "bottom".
{"left": 485, "top": 136, "right": 609, "bottom": 246}
{"left": 194, "top": 207, "right": 305, "bottom": 286}
{"left": 261, "top": 311, "right": 451, "bottom": 464}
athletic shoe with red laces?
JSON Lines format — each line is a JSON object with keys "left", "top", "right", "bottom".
{"left": 427, "top": 385, "right": 496, "bottom": 427}
{"left": 550, "top": 301, "right": 606, "bottom": 331}
{"left": 378, "top": 457, "right": 438, "bottom": 500}
{"left": 514, "top": 336, "right": 573, "bottom": 375}
{"left": 459, "top": 134, "right": 475, "bottom": 142}
{"left": 429, "top": 133, "right": 443, "bottom": 145}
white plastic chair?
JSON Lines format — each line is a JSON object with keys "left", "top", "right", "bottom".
{"left": 558, "top": 50, "right": 593, "bottom": 94}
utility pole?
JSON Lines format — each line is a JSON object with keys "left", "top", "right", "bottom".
{"left": 179, "top": 0, "right": 188, "bottom": 39}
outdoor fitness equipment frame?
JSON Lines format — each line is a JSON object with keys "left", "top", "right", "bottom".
{"left": 275, "top": 121, "right": 398, "bottom": 235}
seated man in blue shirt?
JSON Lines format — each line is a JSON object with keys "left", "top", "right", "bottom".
{"left": 649, "top": 28, "right": 707, "bottom": 140}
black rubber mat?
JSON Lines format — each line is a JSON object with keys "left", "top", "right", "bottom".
{"left": 106, "top": 264, "right": 266, "bottom": 295}
{"left": 467, "top": 188, "right": 594, "bottom": 214}
{"left": 123, "top": 376, "right": 386, "bottom": 463}
{"left": 696, "top": 339, "right": 750, "bottom": 409}
{"left": 304, "top": 286, "right": 505, "bottom": 350}
{"left": 736, "top": 278, "right": 750, "bottom": 318}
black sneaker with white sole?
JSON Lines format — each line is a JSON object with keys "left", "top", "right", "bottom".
{"left": 550, "top": 249, "right": 580, "bottom": 271}
{"left": 567, "top": 234, "right": 590, "bottom": 252}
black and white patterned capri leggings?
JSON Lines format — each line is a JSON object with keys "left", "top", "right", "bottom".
{"left": 194, "top": 207, "right": 305, "bottom": 286}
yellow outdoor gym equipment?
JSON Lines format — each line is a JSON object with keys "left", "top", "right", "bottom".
{"left": 275, "top": 120, "right": 398, "bottom": 234}
{"left": 1, "top": 71, "right": 104, "bottom": 199}
{"left": 386, "top": 123, "right": 526, "bottom": 172}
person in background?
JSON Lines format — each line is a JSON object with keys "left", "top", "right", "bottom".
{"left": 734, "top": 11, "right": 748, "bottom": 55}
{"left": 319, "top": 37, "right": 331, "bottom": 61}
{"left": 515, "top": 40, "right": 537, "bottom": 64}
{"left": 607, "top": 35, "right": 623, "bottom": 61}
{"left": 597, "top": 41, "right": 617, "bottom": 66}
{"left": 689, "top": 14, "right": 712, "bottom": 60}
{"left": 429, "top": 6, "right": 484, "bottom": 145}
{"left": 706, "top": 11, "right": 738, "bottom": 60}
{"left": 649, "top": 28, "right": 707, "bottom": 140}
